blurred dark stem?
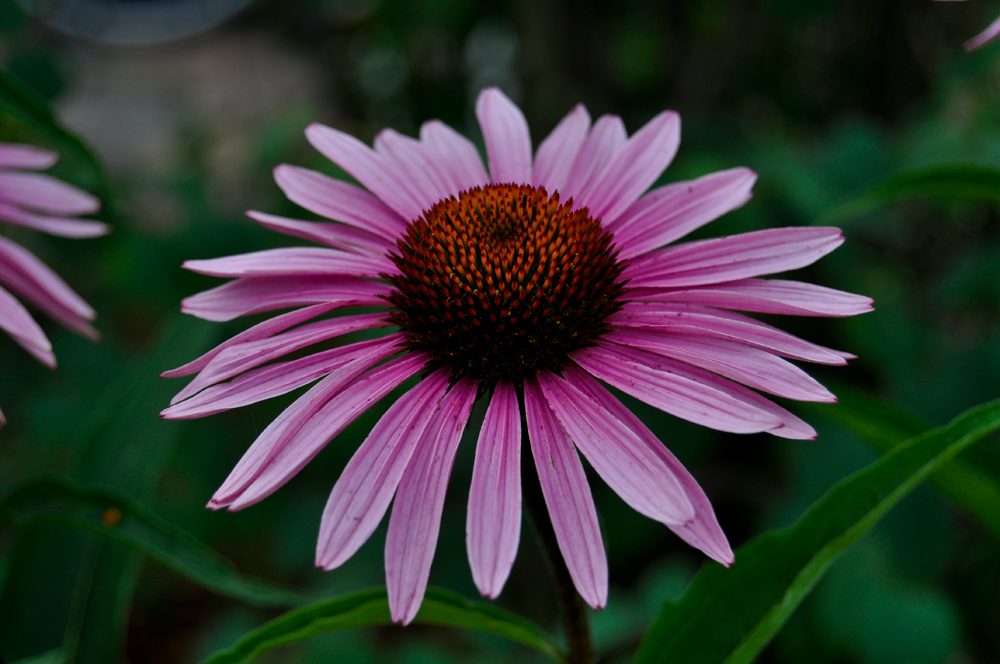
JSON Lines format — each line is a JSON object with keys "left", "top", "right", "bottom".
{"left": 521, "top": 411, "right": 594, "bottom": 664}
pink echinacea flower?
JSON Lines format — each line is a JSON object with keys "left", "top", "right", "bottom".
{"left": 162, "top": 88, "right": 872, "bottom": 624}
{"left": 0, "top": 142, "right": 107, "bottom": 426}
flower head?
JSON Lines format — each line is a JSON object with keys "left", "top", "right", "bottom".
{"left": 163, "top": 88, "right": 872, "bottom": 624}
{"left": 0, "top": 142, "right": 108, "bottom": 425}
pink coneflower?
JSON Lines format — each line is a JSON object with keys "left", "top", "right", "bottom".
{"left": 0, "top": 142, "right": 107, "bottom": 426}
{"left": 163, "top": 88, "right": 872, "bottom": 624}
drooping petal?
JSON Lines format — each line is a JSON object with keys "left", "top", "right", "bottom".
{"left": 0, "top": 235, "right": 98, "bottom": 339}
{"left": 0, "top": 172, "right": 100, "bottom": 216}
{"left": 0, "top": 202, "right": 109, "bottom": 238}
{"left": 608, "top": 168, "right": 756, "bottom": 259}
{"left": 419, "top": 120, "right": 491, "bottom": 194}
{"left": 603, "top": 329, "right": 837, "bottom": 402}
{"left": 532, "top": 104, "right": 591, "bottom": 195}
{"left": 966, "top": 12, "right": 1000, "bottom": 51}
{"left": 561, "top": 115, "right": 627, "bottom": 206}
{"left": 625, "top": 227, "right": 844, "bottom": 288}
{"left": 537, "top": 370, "right": 694, "bottom": 525}
{"left": 211, "top": 351, "right": 429, "bottom": 509}
{"left": 610, "top": 302, "right": 851, "bottom": 365}
{"left": 467, "top": 380, "right": 522, "bottom": 599}
{"left": 162, "top": 303, "right": 338, "bottom": 378}
{"left": 183, "top": 247, "right": 392, "bottom": 279}
{"left": 272, "top": 164, "right": 408, "bottom": 237}
{"left": 180, "top": 275, "right": 390, "bottom": 322}
{"left": 305, "top": 123, "right": 425, "bottom": 221}
{"left": 563, "top": 365, "right": 733, "bottom": 565}
{"left": 578, "top": 110, "right": 680, "bottom": 224}
{"left": 247, "top": 211, "right": 393, "bottom": 256}
{"left": 386, "top": 377, "right": 477, "bottom": 624}
{"left": 375, "top": 129, "right": 455, "bottom": 210}
{"left": 0, "top": 144, "right": 58, "bottom": 169}
{"left": 572, "top": 343, "right": 816, "bottom": 439}
{"left": 631, "top": 278, "right": 875, "bottom": 317}
{"left": 316, "top": 368, "right": 451, "bottom": 570}
{"left": 523, "top": 376, "right": 608, "bottom": 609}
{"left": 0, "top": 283, "right": 55, "bottom": 367}
{"left": 476, "top": 87, "right": 532, "bottom": 185}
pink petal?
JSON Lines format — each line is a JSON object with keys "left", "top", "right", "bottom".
{"left": 0, "top": 283, "right": 55, "bottom": 367}
{"left": 0, "top": 404, "right": 5, "bottom": 426}
{"left": 467, "top": 380, "right": 522, "bottom": 599}
{"left": 169, "top": 312, "right": 387, "bottom": 405}
{"left": 537, "top": 370, "right": 695, "bottom": 525}
{"left": 0, "top": 144, "right": 58, "bottom": 170}
{"left": 374, "top": 129, "right": 455, "bottom": 210}
{"left": 316, "top": 368, "right": 452, "bottom": 569}
{"left": 0, "top": 236, "right": 98, "bottom": 339}
{"left": 966, "top": 13, "right": 1000, "bottom": 51}
{"left": 563, "top": 365, "right": 733, "bottom": 565}
{"left": 0, "top": 202, "right": 109, "bottom": 238}
{"left": 180, "top": 275, "right": 390, "bottom": 322}
{"left": 523, "top": 376, "right": 608, "bottom": 610}
{"left": 625, "top": 227, "right": 845, "bottom": 288}
{"left": 183, "top": 247, "right": 391, "bottom": 279}
{"left": 419, "top": 120, "right": 490, "bottom": 194}
{"left": 561, "top": 115, "right": 627, "bottom": 207}
{"left": 0, "top": 172, "right": 100, "bottom": 216}
{"left": 631, "top": 278, "right": 875, "bottom": 317}
{"left": 609, "top": 168, "right": 757, "bottom": 259}
{"left": 162, "top": 304, "right": 337, "bottom": 378}
{"left": 162, "top": 333, "right": 402, "bottom": 419}
{"left": 572, "top": 343, "right": 816, "bottom": 439}
{"left": 386, "top": 377, "right": 478, "bottom": 624}
{"left": 532, "top": 104, "right": 591, "bottom": 195}
{"left": 610, "top": 302, "right": 851, "bottom": 365}
{"left": 211, "top": 351, "right": 429, "bottom": 508}
{"left": 305, "top": 124, "right": 425, "bottom": 222}
{"left": 603, "top": 329, "right": 836, "bottom": 402}
{"left": 475, "top": 87, "right": 533, "bottom": 185}
{"left": 247, "top": 211, "right": 393, "bottom": 256}
{"left": 579, "top": 111, "right": 680, "bottom": 224}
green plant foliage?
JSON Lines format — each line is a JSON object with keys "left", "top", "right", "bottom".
{"left": 200, "top": 587, "right": 566, "bottom": 664}
{"left": 634, "top": 398, "right": 1000, "bottom": 664}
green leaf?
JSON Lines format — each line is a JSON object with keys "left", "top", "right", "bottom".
{"left": 823, "top": 164, "right": 1000, "bottom": 221}
{"left": 0, "top": 475, "right": 305, "bottom": 608}
{"left": 0, "top": 68, "right": 113, "bottom": 204}
{"left": 201, "top": 587, "right": 566, "bottom": 664}
{"left": 634, "top": 397, "right": 1000, "bottom": 664}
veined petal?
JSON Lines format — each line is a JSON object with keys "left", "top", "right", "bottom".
{"left": 419, "top": 120, "right": 491, "bottom": 194}
{"left": 375, "top": 129, "right": 455, "bottom": 210}
{"left": 609, "top": 168, "right": 756, "bottom": 259}
{"left": 0, "top": 283, "right": 55, "bottom": 367}
{"left": 580, "top": 110, "right": 680, "bottom": 224}
{"left": 537, "top": 370, "right": 695, "bottom": 525}
{"left": 561, "top": 115, "right": 627, "bottom": 206}
{"left": 625, "top": 227, "right": 844, "bottom": 288}
{"left": 467, "top": 380, "right": 522, "bottom": 599}
{"left": 183, "top": 247, "right": 392, "bottom": 279}
{"left": 0, "top": 144, "right": 58, "bottom": 169}
{"left": 211, "top": 351, "right": 429, "bottom": 509}
{"left": 0, "top": 172, "right": 100, "bottom": 215}
{"left": 180, "top": 275, "right": 390, "bottom": 322}
{"left": 631, "top": 278, "right": 875, "bottom": 317}
{"left": 0, "top": 202, "right": 109, "bottom": 238}
{"left": 532, "top": 104, "right": 591, "bottom": 195}
{"left": 563, "top": 365, "right": 733, "bottom": 565}
{"left": 524, "top": 376, "right": 608, "bottom": 609}
{"left": 386, "top": 377, "right": 477, "bottom": 624}
{"left": 476, "top": 87, "right": 532, "bottom": 185}
{"left": 247, "top": 211, "right": 393, "bottom": 256}
{"left": 316, "top": 368, "right": 451, "bottom": 570}
{"left": 305, "top": 123, "right": 425, "bottom": 221}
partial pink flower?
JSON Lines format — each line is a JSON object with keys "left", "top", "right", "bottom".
{"left": 934, "top": 0, "right": 1000, "bottom": 50}
{"left": 163, "top": 88, "right": 872, "bottom": 624}
{"left": 0, "top": 142, "right": 108, "bottom": 425}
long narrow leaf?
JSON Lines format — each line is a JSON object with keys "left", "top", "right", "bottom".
{"left": 635, "top": 398, "right": 1000, "bottom": 664}
{"left": 201, "top": 587, "right": 566, "bottom": 664}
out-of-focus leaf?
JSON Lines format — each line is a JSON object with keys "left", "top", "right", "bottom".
{"left": 201, "top": 587, "right": 566, "bottom": 664}
{"left": 824, "top": 164, "right": 1000, "bottom": 221}
{"left": 0, "top": 68, "right": 113, "bottom": 203}
{"left": 0, "top": 476, "right": 304, "bottom": 608}
{"left": 634, "top": 398, "right": 1000, "bottom": 664}
{"left": 802, "top": 384, "right": 1000, "bottom": 541}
